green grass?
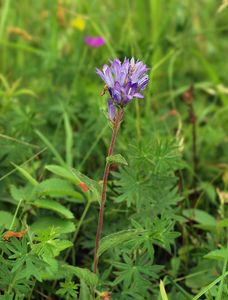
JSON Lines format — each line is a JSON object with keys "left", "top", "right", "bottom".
{"left": 0, "top": 0, "right": 227, "bottom": 299}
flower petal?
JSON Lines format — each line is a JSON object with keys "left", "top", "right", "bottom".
{"left": 112, "top": 59, "right": 121, "bottom": 77}
{"left": 108, "top": 99, "right": 116, "bottom": 121}
{"left": 134, "top": 93, "right": 144, "bottom": 98}
{"left": 96, "top": 68, "right": 105, "bottom": 80}
{"left": 96, "top": 57, "right": 149, "bottom": 108}
{"left": 103, "top": 65, "right": 114, "bottom": 87}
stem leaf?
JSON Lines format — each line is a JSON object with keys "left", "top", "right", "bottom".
{"left": 106, "top": 154, "right": 128, "bottom": 166}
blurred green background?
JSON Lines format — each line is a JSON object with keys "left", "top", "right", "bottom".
{"left": 0, "top": 1, "right": 228, "bottom": 299}
{"left": 0, "top": 0, "right": 227, "bottom": 193}
{"left": 0, "top": 0, "right": 228, "bottom": 176}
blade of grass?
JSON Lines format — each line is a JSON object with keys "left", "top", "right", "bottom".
{"left": 152, "top": 49, "right": 175, "bottom": 73}
{"left": 168, "top": 277, "right": 192, "bottom": 299}
{"left": 0, "top": 148, "right": 47, "bottom": 182}
{"left": 78, "top": 124, "right": 108, "bottom": 170}
{"left": 11, "top": 163, "right": 38, "bottom": 186}
{"left": 35, "top": 129, "right": 65, "bottom": 166}
{"left": 63, "top": 112, "right": 73, "bottom": 167}
{"left": 216, "top": 245, "right": 228, "bottom": 300}
{"left": 1, "top": 41, "right": 45, "bottom": 56}
{"left": 0, "top": 0, "right": 10, "bottom": 41}
{"left": 190, "top": 49, "right": 228, "bottom": 105}
{"left": 160, "top": 280, "right": 169, "bottom": 300}
{"left": 89, "top": 19, "right": 117, "bottom": 58}
{"left": 0, "top": 133, "right": 39, "bottom": 148}
{"left": 192, "top": 271, "right": 228, "bottom": 300}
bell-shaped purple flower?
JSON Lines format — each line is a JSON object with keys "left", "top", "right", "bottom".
{"left": 96, "top": 58, "right": 149, "bottom": 120}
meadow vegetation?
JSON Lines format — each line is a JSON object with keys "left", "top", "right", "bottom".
{"left": 0, "top": 0, "right": 228, "bottom": 299}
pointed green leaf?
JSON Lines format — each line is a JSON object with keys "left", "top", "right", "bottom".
{"left": 12, "top": 163, "right": 38, "bottom": 186}
{"left": 33, "top": 199, "right": 74, "bottom": 219}
{"left": 192, "top": 271, "right": 228, "bottom": 300}
{"left": 71, "top": 168, "right": 101, "bottom": 203}
{"left": 183, "top": 209, "right": 216, "bottom": 226}
{"left": 98, "top": 229, "right": 143, "bottom": 257}
{"left": 63, "top": 112, "right": 73, "bottom": 167}
{"left": 36, "top": 130, "right": 65, "bottom": 166}
{"left": 45, "top": 165, "right": 77, "bottom": 183}
{"left": 38, "top": 178, "right": 84, "bottom": 202}
{"left": 65, "top": 265, "right": 98, "bottom": 288}
{"left": 52, "top": 240, "right": 73, "bottom": 256}
{"left": 79, "top": 280, "right": 93, "bottom": 300}
{"left": 204, "top": 248, "right": 228, "bottom": 261}
{"left": 0, "top": 211, "right": 19, "bottom": 229}
{"left": 160, "top": 280, "right": 169, "bottom": 300}
{"left": 217, "top": 218, "right": 228, "bottom": 228}
{"left": 106, "top": 154, "right": 128, "bottom": 166}
{"left": 31, "top": 217, "right": 75, "bottom": 234}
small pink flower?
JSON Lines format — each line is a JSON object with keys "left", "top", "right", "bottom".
{"left": 84, "top": 36, "right": 105, "bottom": 48}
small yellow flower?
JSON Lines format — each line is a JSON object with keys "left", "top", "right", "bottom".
{"left": 71, "top": 16, "right": 85, "bottom": 31}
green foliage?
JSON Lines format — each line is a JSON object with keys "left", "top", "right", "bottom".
{"left": 56, "top": 280, "right": 79, "bottom": 299}
{"left": 160, "top": 280, "right": 169, "bottom": 300}
{"left": 64, "top": 265, "right": 98, "bottom": 288}
{"left": 31, "top": 216, "right": 75, "bottom": 234}
{"left": 98, "top": 229, "right": 141, "bottom": 257}
{"left": 46, "top": 164, "right": 77, "bottom": 183}
{"left": 12, "top": 163, "right": 38, "bottom": 186}
{"left": 204, "top": 248, "right": 228, "bottom": 261}
{"left": 38, "top": 178, "right": 83, "bottom": 201}
{"left": 33, "top": 199, "right": 74, "bottom": 219}
{"left": 32, "top": 228, "right": 73, "bottom": 259}
{"left": 0, "top": 227, "right": 82, "bottom": 297}
{"left": 0, "top": 0, "right": 227, "bottom": 299}
{"left": 0, "top": 236, "right": 45, "bottom": 296}
{"left": 71, "top": 168, "right": 102, "bottom": 203}
{"left": 106, "top": 154, "right": 128, "bottom": 166}
{"left": 0, "top": 211, "right": 18, "bottom": 229}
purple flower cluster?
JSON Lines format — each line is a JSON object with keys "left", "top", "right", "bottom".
{"left": 96, "top": 58, "right": 149, "bottom": 120}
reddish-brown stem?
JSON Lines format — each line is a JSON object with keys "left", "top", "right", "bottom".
{"left": 93, "top": 109, "right": 123, "bottom": 274}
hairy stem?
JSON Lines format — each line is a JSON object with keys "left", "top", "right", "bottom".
{"left": 93, "top": 109, "right": 123, "bottom": 274}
